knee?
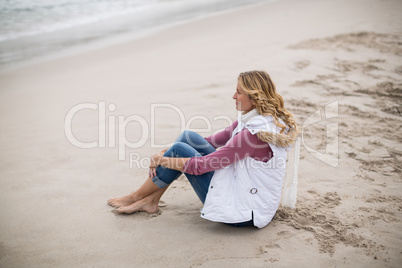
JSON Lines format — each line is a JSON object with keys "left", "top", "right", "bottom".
{"left": 177, "top": 130, "right": 197, "bottom": 143}
{"left": 166, "top": 142, "right": 187, "bottom": 157}
{"left": 168, "top": 142, "right": 200, "bottom": 158}
{"left": 171, "top": 141, "right": 187, "bottom": 150}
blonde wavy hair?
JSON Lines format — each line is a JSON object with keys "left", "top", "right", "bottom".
{"left": 238, "top": 70, "right": 300, "bottom": 146}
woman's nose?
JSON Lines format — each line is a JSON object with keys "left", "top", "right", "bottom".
{"left": 233, "top": 92, "right": 237, "bottom": 99}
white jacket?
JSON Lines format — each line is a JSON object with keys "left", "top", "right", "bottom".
{"left": 200, "top": 114, "right": 288, "bottom": 228}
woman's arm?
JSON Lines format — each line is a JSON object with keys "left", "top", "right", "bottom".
{"left": 204, "top": 121, "right": 238, "bottom": 148}
{"left": 158, "top": 156, "right": 190, "bottom": 171}
{"left": 183, "top": 129, "right": 272, "bottom": 175}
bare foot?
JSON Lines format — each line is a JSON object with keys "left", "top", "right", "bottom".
{"left": 107, "top": 193, "right": 137, "bottom": 208}
{"left": 114, "top": 196, "right": 159, "bottom": 214}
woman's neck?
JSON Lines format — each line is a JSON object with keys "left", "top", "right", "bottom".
{"left": 240, "top": 108, "right": 259, "bottom": 123}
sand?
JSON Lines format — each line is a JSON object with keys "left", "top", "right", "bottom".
{"left": 0, "top": 0, "right": 401, "bottom": 267}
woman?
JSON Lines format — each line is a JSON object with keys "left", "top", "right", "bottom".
{"left": 108, "top": 70, "right": 299, "bottom": 228}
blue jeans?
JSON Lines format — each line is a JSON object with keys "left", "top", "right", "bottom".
{"left": 152, "top": 130, "right": 216, "bottom": 203}
{"left": 152, "top": 130, "right": 254, "bottom": 227}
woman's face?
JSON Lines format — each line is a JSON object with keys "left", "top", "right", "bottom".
{"left": 233, "top": 80, "right": 255, "bottom": 113}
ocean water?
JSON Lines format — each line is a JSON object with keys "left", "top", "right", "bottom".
{"left": 0, "top": 0, "right": 274, "bottom": 70}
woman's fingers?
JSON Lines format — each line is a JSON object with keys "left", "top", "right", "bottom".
{"left": 150, "top": 154, "right": 157, "bottom": 168}
{"left": 149, "top": 167, "right": 157, "bottom": 178}
{"left": 149, "top": 151, "right": 163, "bottom": 177}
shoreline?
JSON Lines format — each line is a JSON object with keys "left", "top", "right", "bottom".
{"left": 0, "top": 0, "right": 276, "bottom": 73}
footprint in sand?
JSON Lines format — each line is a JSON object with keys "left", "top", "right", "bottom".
{"left": 265, "top": 244, "right": 281, "bottom": 249}
{"left": 294, "top": 60, "right": 310, "bottom": 70}
{"left": 395, "top": 65, "right": 402, "bottom": 75}
{"left": 277, "top": 230, "right": 292, "bottom": 237}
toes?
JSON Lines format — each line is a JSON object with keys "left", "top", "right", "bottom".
{"left": 113, "top": 208, "right": 123, "bottom": 214}
{"left": 111, "top": 208, "right": 122, "bottom": 215}
{"left": 107, "top": 198, "right": 123, "bottom": 208}
{"left": 117, "top": 207, "right": 128, "bottom": 214}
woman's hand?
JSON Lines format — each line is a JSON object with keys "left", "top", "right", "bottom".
{"left": 149, "top": 166, "right": 157, "bottom": 178}
{"left": 148, "top": 148, "right": 189, "bottom": 174}
{"left": 149, "top": 151, "right": 164, "bottom": 178}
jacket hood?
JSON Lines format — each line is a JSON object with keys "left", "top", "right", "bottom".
{"left": 256, "top": 127, "right": 299, "bottom": 148}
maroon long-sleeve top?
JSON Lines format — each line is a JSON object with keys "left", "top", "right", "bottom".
{"left": 182, "top": 121, "right": 273, "bottom": 175}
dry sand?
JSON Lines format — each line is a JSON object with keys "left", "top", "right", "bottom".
{"left": 0, "top": 0, "right": 401, "bottom": 267}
